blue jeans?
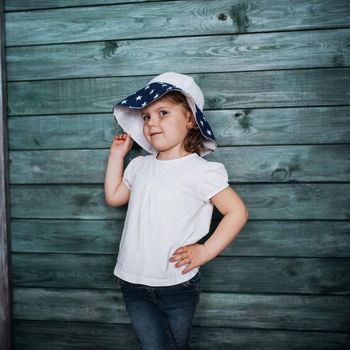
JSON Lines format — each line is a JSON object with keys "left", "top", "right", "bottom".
{"left": 116, "top": 271, "right": 201, "bottom": 350}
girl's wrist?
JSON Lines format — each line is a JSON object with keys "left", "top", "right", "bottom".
{"left": 202, "top": 243, "right": 214, "bottom": 262}
{"left": 109, "top": 151, "right": 124, "bottom": 160}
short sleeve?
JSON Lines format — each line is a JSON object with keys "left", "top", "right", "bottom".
{"left": 198, "top": 162, "right": 229, "bottom": 203}
{"left": 122, "top": 156, "right": 141, "bottom": 190}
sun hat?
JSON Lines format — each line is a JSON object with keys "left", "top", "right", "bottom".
{"left": 112, "top": 72, "right": 217, "bottom": 157}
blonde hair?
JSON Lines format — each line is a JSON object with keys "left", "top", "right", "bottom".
{"left": 160, "top": 91, "right": 207, "bottom": 156}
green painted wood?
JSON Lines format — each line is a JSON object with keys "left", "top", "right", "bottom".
{"left": 7, "top": 29, "right": 350, "bottom": 81}
{"left": 9, "top": 183, "right": 350, "bottom": 220}
{"left": 5, "top": 0, "right": 350, "bottom": 45}
{"left": 8, "top": 145, "right": 350, "bottom": 184}
{"left": 7, "top": 69, "right": 350, "bottom": 115}
{"left": 10, "top": 219, "right": 350, "bottom": 257}
{"left": 5, "top": 0, "right": 157, "bottom": 12}
{"left": 8, "top": 106, "right": 350, "bottom": 150}
{"left": 10, "top": 219, "right": 125, "bottom": 254}
{"left": 4, "top": 1, "right": 159, "bottom": 11}
{"left": 12, "top": 287, "right": 350, "bottom": 331}
{"left": 5, "top": 0, "right": 350, "bottom": 345}
{"left": 14, "top": 321, "right": 139, "bottom": 350}
{"left": 11, "top": 253, "right": 350, "bottom": 294}
{"left": 0, "top": 0, "right": 12, "bottom": 348}
{"left": 14, "top": 320, "right": 350, "bottom": 350}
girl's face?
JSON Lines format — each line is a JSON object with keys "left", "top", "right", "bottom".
{"left": 141, "top": 97, "right": 196, "bottom": 153}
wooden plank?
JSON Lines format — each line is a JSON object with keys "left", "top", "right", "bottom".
{"left": 7, "top": 69, "right": 350, "bottom": 115}
{"left": 10, "top": 219, "right": 350, "bottom": 257}
{"left": 10, "top": 219, "right": 125, "bottom": 254}
{"left": 5, "top": 0, "right": 175, "bottom": 11}
{"left": 11, "top": 253, "right": 350, "bottom": 295}
{"left": 14, "top": 320, "right": 139, "bottom": 350}
{"left": 8, "top": 145, "right": 350, "bottom": 184}
{"left": 12, "top": 287, "right": 350, "bottom": 331}
{"left": 0, "top": 0, "right": 12, "bottom": 348}
{"left": 6, "top": 28, "right": 350, "bottom": 80}
{"left": 14, "top": 320, "right": 350, "bottom": 350}
{"left": 5, "top": 0, "right": 350, "bottom": 45}
{"left": 9, "top": 183, "right": 350, "bottom": 220}
{"left": 8, "top": 106, "right": 350, "bottom": 150}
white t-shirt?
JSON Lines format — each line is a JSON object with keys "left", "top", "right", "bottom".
{"left": 113, "top": 152, "right": 230, "bottom": 286}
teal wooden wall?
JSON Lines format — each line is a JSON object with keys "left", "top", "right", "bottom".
{"left": 5, "top": 0, "right": 350, "bottom": 348}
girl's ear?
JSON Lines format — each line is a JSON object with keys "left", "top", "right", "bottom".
{"left": 186, "top": 112, "right": 198, "bottom": 129}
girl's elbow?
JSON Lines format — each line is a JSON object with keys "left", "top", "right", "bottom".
{"left": 237, "top": 205, "right": 249, "bottom": 226}
{"left": 104, "top": 197, "right": 113, "bottom": 207}
{"left": 228, "top": 204, "right": 248, "bottom": 224}
{"left": 244, "top": 206, "right": 249, "bottom": 220}
{"left": 104, "top": 194, "right": 117, "bottom": 208}
{"left": 105, "top": 198, "right": 122, "bottom": 208}
{"left": 244, "top": 206, "right": 249, "bottom": 221}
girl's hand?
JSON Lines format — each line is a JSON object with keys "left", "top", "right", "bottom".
{"left": 169, "top": 243, "right": 211, "bottom": 274}
{"left": 110, "top": 133, "right": 133, "bottom": 158}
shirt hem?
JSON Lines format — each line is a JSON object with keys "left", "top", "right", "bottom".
{"left": 114, "top": 265, "right": 199, "bottom": 287}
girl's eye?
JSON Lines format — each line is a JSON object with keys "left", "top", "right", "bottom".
{"left": 142, "top": 111, "right": 167, "bottom": 121}
{"left": 142, "top": 110, "right": 168, "bottom": 121}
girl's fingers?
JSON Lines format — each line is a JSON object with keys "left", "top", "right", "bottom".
{"left": 171, "top": 253, "right": 182, "bottom": 261}
{"left": 173, "top": 253, "right": 191, "bottom": 264}
{"left": 113, "top": 134, "right": 125, "bottom": 140}
{"left": 181, "top": 263, "right": 193, "bottom": 274}
{"left": 170, "top": 251, "right": 186, "bottom": 261}
{"left": 175, "top": 257, "right": 191, "bottom": 268}
{"left": 173, "top": 247, "right": 185, "bottom": 255}
{"left": 169, "top": 255, "right": 177, "bottom": 262}
{"left": 113, "top": 133, "right": 130, "bottom": 141}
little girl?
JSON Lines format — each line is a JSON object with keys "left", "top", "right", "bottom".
{"left": 104, "top": 72, "right": 248, "bottom": 350}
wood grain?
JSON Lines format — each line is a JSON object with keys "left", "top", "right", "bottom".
{"left": 6, "top": 29, "right": 350, "bottom": 80}
{"left": 9, "top": 183, "right": 350, "bottom": 220}
{"left": 11, "top": 252, "right": 350, "bottom": 294}
{"left": 10, "top": 219, "right": 350, "bottom": 257}
{"left": 5, "top": 0, "right": 350, "bottom": 347}
{"left": 12, "top": 287, "right": 350, "bottom": 331}
{"left": 5, "top": 0, "right": 350, "bottom": 45}
{"left": 8, "top": 145, "right": 350, "bottom": 183}
{"left": 8, "top": 106, "right": 350, "bottom": 150}
{"left": 14, "top": 320, "right": 350, "bottom": 350}
{"left": 7, "top": 69, "right": 350, "bottom": 115}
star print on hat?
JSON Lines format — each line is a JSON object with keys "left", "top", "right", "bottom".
{"left": 112, "top": 72, "right": 217, "bottom": 157}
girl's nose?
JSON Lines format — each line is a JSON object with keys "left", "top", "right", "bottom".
{"left": 148, "top": 119, "right": 157, "bottom": 127}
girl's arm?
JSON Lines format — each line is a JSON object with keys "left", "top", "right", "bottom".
{"left": 169, "top": 186, "right": 248, "bottom": 274}
{"left": 104, "top": 133, "right": 133, "bottom": 207}
{"left": 203, "top": 187, "right": 248, "bottom": 261}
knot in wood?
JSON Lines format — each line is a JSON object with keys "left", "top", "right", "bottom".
{"left": 272, "top": 168, "right": 289, "bottom": 181}
{"left": 218, "top": 13, "right": 227, "bottom": 21}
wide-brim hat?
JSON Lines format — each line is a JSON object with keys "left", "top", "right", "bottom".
{"left": 112, "top": 72, "right": 217, "bottom": 157}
